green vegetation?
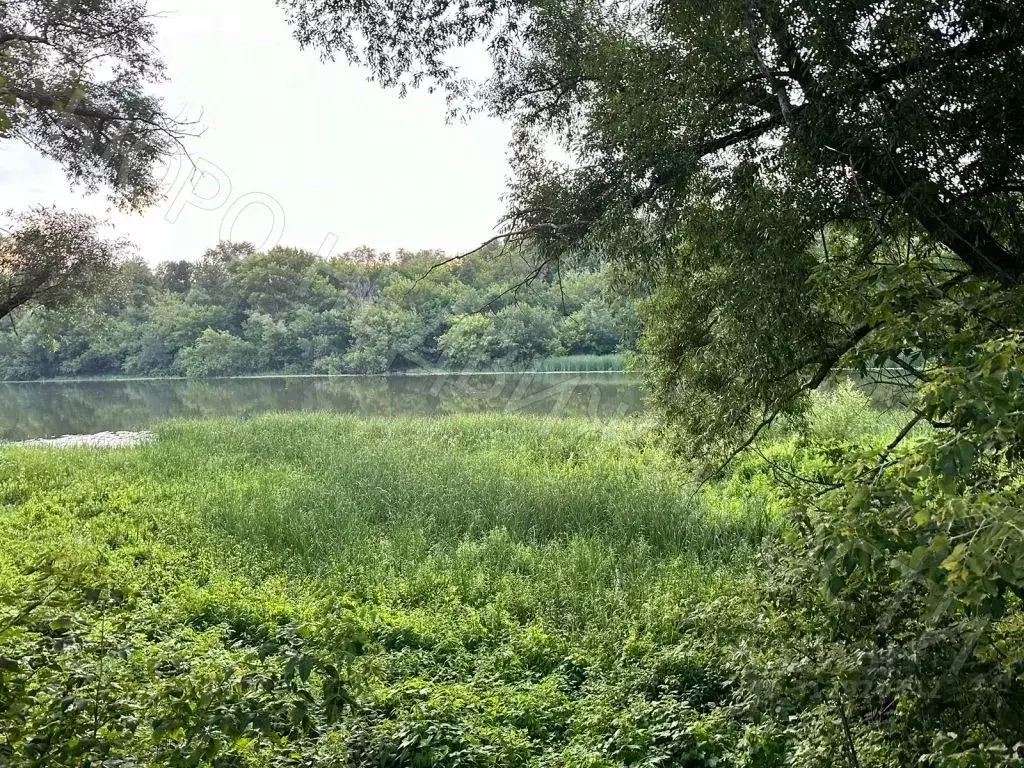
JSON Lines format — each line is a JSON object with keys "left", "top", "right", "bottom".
{"left": 3, "top": 389, "right": 1020, "bottom": 766}
{"left": 530, "top": 354, "right": 627, "bottom": 373}
{"left": 4, "top": 0, "right": 1024, "bottom": 763}
{"left": 280, "top": 0, "right": 1024, "bottom": 761}
{"left": 0, "top": 411, "right": 767, "bottom": 767}
{"left": 0, "top": 244, "right": 638, "bottom": 381}
{"left": 0, "top": 2, "right": 193, "bottom": 332}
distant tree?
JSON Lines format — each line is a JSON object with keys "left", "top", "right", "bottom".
{"left": 558, "top": 300, "right": 621, "bottom": 356}
{"left": 234, "top": 247, "right": 334, "bottom": 316}
{"left": 493, "top": 305, "right": 558, "bottom": 363}
{"left": 342, "top": 246, "right": 390, "bottom": 267}
{"left": 0, "top": 308, "right": 61, "bottom": 379}
{"left": 437, "top": 314, "right": 499, "bottom": 368}
{"left": 114, "top": 258, "right": 159, "bottom": 307}
{"left": 157, "top": 261, "right": 194, "bottom": 294}
{"left": 0, "top": 240, "right": 634, "bottom": 379}
{"left": 189, "top": 243, "right": 252, "bottom": 322}
{"left": 344, "top": 303, "right": 429, "bottom": 373}
{"left": 121, "top": 296, "right": 229, "bottom": 375}
{"left": 178, "top": 329, "right": 255, "bottom": 378}
{"left": 201, "top": 241, "right": 256, "bottom": 267}
{"left": 288, "top": 306, "right": 354, "bottom": 368}
{"left": 243, "top": 312, "right": 305, "bottom": 372}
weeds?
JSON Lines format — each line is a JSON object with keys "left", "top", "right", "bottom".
{"left": 2, "top": 393, "right": 983, "bottom": 767}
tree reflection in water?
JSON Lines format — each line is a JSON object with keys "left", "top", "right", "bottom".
{"left": 0, "top": 373, "right": 644, "bottom": 440}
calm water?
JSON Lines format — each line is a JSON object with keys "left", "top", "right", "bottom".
{"left": 0, "top": 373, "right": 644, "bottom": 441}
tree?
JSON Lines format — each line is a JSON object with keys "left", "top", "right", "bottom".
{"left": 558, "top": 300, "right": 622, "bottom": 355}
{"left": 0, "top": 0, "right": 192, "bottom": 324}
{"left": 280, "top": 0, "right": 1024, "bottom": 759}
{"left": 178, "top": 329, "right": 255, "bottom": 378}
{"left": 0, "top": 207, "right": 129, "bottom": 319}
{"left": 493, "top": 304, "right": 558, "bottom": 363}
{"left": 243, "top": 311, "right": 306, "bottom": 372}
{"left": 233, "top": 247, "right": 334, "bottom": 316}
{"left": 343, "top": 303, "right": 430, "bottom": 373}
{"left": 281, "top": 0, "right": 1023, "bottom": 282}
{"left": 157, "top": 261, "right": 194, "bottom": 294}
{"left": 437, "top": 314, "right": 499, "bottom": 367}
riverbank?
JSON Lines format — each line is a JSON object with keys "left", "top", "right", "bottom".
{"left": 0, "top": 412, "right": 779, "bottom": 765}
{"left": 0, "top": 394, "right": 960, "bottom": 765}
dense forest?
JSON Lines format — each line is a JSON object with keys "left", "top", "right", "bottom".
{"left": 0, "top": 242, "right": 638, "bottom": 380}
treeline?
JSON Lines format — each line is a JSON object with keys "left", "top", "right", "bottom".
{"left": 0, "top": 242, "right": 638, "bottom": 380}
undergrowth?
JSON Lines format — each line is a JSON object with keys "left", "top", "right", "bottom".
{"left": 2, "top": 391, "right": 1004, "bottom": 767}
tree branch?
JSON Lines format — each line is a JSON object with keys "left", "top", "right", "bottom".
{"left": 0, "top": 32, "right": 48, "bottom": 47}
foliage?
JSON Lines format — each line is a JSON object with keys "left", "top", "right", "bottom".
{"left": 178, "top": 329, "right": 255, "bottom": 378}
{"left": 0, "top": 0, "right": 193, "bottom": 210}
{"left": 0, "top": 0, "right": 194, "bottom": 328}
{"left": 281, "top": 0, "right": 1023, "bottom": 286}
{"left": 278, "top": 0, "right": 1024, "bottom": 759}
{"left": 3, "top": 401, "right": 1018, "bottom": 765}
{"left": 558, "top": 300, "right": 621, "bottom": 356}
{"left": 0, "top": 208, "right": 129, "bottom": 321}
{"left": 0, "top": 244, "right": 636, "bottom": 379}
{"left": 492, "top": 304, "right": 559, "bottom": 364}
{"left": 343, "top": 302, "right": 431, "bottom": 374}
{"left": 437, "top": 314, "right": 500, "bottom": 367}
{"left": 0, "top": 412, "right": 773, "bottom": 767}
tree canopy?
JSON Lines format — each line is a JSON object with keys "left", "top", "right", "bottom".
{"left": 0, "top": 242, "right": 636, "bottom": 380}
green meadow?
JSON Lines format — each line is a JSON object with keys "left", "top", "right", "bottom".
{"left": 0, "top": 392, "right": 919, "bottom": 766}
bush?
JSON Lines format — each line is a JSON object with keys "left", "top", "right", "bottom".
{"left": 178, "top": 329, "right": 255, "bottom": 378}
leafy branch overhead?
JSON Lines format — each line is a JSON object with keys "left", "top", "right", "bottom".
{"left": 1, "top": 0, "right": 199, "bottom": 210}
{"left": 0, "top": 0, "right": 198, "bottom": 325}
{"left": 281, "top": 0, "right": 1023, "bottom": 282}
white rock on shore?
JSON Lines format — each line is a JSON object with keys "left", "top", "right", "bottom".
{"left": 10, "top": 431, "right": 154, "bottom": 448}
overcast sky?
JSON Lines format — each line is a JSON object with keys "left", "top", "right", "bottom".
{"left": 0, "top": 0, "right": 511, "bottom": 263}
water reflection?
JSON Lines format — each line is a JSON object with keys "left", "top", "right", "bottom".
{"left": 0, "top": 373, "right": 644, "bottom": 440}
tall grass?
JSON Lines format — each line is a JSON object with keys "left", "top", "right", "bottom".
{"left": 530, "top": 353, "right": 629, "bottom": 372}
{"left": 436, "top": 353, "right": 629, "bottom": 374}
{"left": 0, "top": 395, "right": 905, "bottom": 765}
{"left": 132, "top": 414, "right": 768, "bottom": 629}
{"left": 0, "top": 412, "right": 776, "bottom": 656}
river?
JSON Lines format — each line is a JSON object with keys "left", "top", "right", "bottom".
{"left": 0, "top": 372, "right": 644, "bottom": 440}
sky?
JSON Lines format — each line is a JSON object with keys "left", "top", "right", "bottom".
{"left": 0, "top": 0, "right": 512, "bottom": 264}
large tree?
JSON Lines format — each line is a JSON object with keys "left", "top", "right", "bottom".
{"left": 280, "top": 0, "right": 1024, "bottom": 761}
{"left": 277, "top": 0, "right": 1024, "bottom": 440}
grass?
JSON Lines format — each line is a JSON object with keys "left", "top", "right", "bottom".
{"left": 155, "top": 415, "right": 768, "bottom": 621}
{"left": 0, "top": 412, "right": 780, "bottom": 765}
{"left": 530, "top": 353, "right": 629, "bottom": 372}
{"left": 22, "top": 414, "right": 767, "bottom": 623}
{"left": 1, "top": 390, "right": 912, "bottom": 766}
